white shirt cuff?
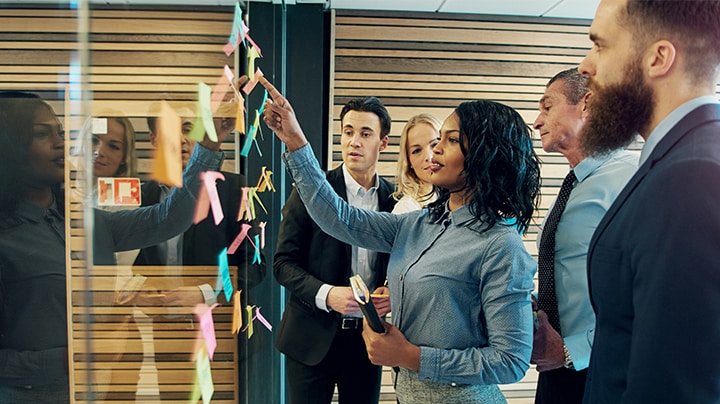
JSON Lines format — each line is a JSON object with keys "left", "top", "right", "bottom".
{"left": 198, "top": 284, "right": 217, "bottom": 306}
{"left": 315, "top": 284, "right": 333, "bottom": 312}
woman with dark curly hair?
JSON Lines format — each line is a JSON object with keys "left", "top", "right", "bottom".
{"left": 260, "top": 77, "right": 540, "bottom": 403}
{"left": 0, "top": 91, "right": 228, "bottom": 402}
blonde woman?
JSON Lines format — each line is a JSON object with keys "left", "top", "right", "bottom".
{"left": 92, "top": 115, "right": 138, "bottom": 178}
{"left": 392, "top": 114, "right": 442, "bottom": 214}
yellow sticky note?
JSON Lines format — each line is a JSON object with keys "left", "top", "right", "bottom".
{"left": 232, "top": 290, "right": 243, "bottom": 334}
{"left": 198, "top": 82, "right": 218, "bottom": 142}
{"left": 236, "top": 98, "right": 245, "bottom": 135}
{"left": 150, "top": 100, "right": 183, "bottom": 187}
{"left": 245, "top": 305, "right": 254, "bottom": 339}
{"left": 195, "top": 345, "right": 214, "bottom": 404}
{"left": 247, "top": 46, "right": 260, "bottom": 81}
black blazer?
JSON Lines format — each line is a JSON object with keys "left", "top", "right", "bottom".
{"left": 134, "top": 172, "right": 266, "bottom": 292}
{"left": 273, "top": 165, "right": 396, "bottom": 365}
{"left": 584, "top": 103, "right": 720, "bottom": 403}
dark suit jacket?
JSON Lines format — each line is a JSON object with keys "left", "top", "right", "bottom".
{"left": 585, "top": 103, "right": 720, "bottom": 403}
{"left": 273, "top": 165, "right": 396, "bottom": 366}
{"left": 134, "top": 172, "right": 266, "bottom": 292}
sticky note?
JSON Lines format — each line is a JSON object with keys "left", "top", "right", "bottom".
{"left": 150, "top": 101, "right": 183, "bottom": 187}
{"left": 194, "top": 303, "right": 218, "bottom": 360}
{"left": 198, "top": 82, "right": 218, "bottom": 142}
{"left": 232, "top": 290, "right": 243, "bottom": 335}
{"left": 195, "top": 345, "right": 214, "bottom": 404}
{"left": 218, "top": 247, "right": 233, "bottom": 302}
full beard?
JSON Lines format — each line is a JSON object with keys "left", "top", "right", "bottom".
{"left": 581, "top": 62, "right": 655, "bottom": 157}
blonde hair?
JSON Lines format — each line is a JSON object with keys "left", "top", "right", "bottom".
{"left": 392, "top": 113, "right": 442, "bottom": 203}
{"left": 106, "top": 116, "right": 138, "bottom": 177}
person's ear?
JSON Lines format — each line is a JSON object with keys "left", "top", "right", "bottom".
{"left": 646, "top": 39, "right": 677, "bottom": 79}
{"left": 580, "top": 91, "right": 592, "bottom": 121}
{"left": 149, "top": 130, "right": 158, "bottom": 147}
{"left": 378, "top": 134, "right": 389, "bottom": 151}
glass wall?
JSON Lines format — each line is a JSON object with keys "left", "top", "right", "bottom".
{"left": 0, "top": 2, "right": 297, "bottom": 402}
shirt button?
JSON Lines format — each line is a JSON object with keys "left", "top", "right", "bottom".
{"left": 450, "top": 382, "right": 457, "bottom": 387}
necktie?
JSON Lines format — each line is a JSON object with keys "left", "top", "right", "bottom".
{"left": 537, "top": 170, "right": 577, "bottom": 332}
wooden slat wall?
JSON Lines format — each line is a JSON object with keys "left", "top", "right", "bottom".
{"left": 0, "top": 6, "right": 240, "bottom": 402}
{"left": 330, "top": 10, "right": 598, "bottom": 403}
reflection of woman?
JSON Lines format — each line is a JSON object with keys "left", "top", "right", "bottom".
{"left": 92, "top": 115, "right": 138, "bottom": 178}
{"left": 0, "top": 92, "right": 227, "bottom": 402}
{"left": 392, "top": 113, "right": 442, "bottom": 214}
{"left": 261, "top": 77, "right": 540, "bottom": 403}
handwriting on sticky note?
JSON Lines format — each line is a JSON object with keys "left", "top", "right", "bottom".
{"left": 218, "top": 247, "right": 233, "bottom": 302}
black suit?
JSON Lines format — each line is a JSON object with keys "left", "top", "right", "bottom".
{"left": 274, "top": 165, "right": 395, "bottom": 404}
{"left": 584, "top": 103, "right": 720, "bottom": 403}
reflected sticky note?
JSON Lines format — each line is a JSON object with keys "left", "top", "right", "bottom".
{"left": 202, "top": 171, "right": 225, "bottom": 225}
{"left": 187, "top": 113, "right": 205, "bottom": 142}
{"left": 245, "top": 305, "right": 254, "bottom": 339}
{"left": 228, "top": 223, "right": 253, "bottom": 255}
{"left": 218, "top": 247, "right": 233, "bottom": 302}
{"left": 194, "top": 303, "right": 219, "bottom": 360}
{"left": 198, "top": 82, "right": 218, "bottom": 142}
{"left": 232, "top": 290, "right": 243, "bottom": 335}
{"left": 195, "top": 345, "right": 214, "bottom": 404}
{"left": 259, "top": 221, "right": 266, "bottom": 249}
{"left": 246, "top": 34, "right": 263, "bottom": 57}
{"left": 255, "top": 166, "right": 276, "bottom": 192}
{"left": 236, "top": 97, "right": 245, "bottom": 135}
{"left": 247, "top": 46, "right": 261, "bottom": 81}
{"left": 252, "top": 234, "right": 261, "bottom": 264}
{"left": 255, "top": 306, "right": 273, "bottom": 332}
{"left": 242, "top": 68, "right": 264, "bottom": 95}
{"left": 150, "top": 101, "right": 183, "bottom": 187}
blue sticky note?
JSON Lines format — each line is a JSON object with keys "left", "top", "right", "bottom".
{"left": 218, "top": 247, "right": 233, "bottom": 302}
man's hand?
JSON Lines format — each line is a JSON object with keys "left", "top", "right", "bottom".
{"left": 258, "top": 76, "right": 309, "bottom": 151}
{"left": 371, "top": 286, "right": 391, "bottom": 317}
{"left": 326, "top": 286, "right": 360, "bottom": 315}
{"left": 362, "top": 320, "right": 420, "bottom": 370}
{"left": 531, "top": 310, "right": 566, "bottom": 372}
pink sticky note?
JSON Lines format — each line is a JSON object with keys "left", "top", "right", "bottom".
{"left": 246, "top": 34, "right": 262, "bottom": 57}
{"left": 242, "top": 68, "right": 264, "bottom": 95}
{"left": 194, "top": 303, "right": 219, "bottom": 360}
{"left": 227, "top": 223, "right": 253, "bottom": 255}
{"left": 255, "top": 307, "right": 273, "bottom": 332}
{"left": 202, "top": 171, "right": 226, "bottom": 225}
{"left": 211, "top": 71, "right": 231, "bottom": 113}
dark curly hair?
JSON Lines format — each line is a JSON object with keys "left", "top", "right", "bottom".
{"left": 428, "top": 100, "right": 541, "bottom": 234}
{"left": 0, "top": 91, "right": 64, "bottom": 216}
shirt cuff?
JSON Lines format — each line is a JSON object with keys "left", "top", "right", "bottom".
{"left": 315, "top": 284, "right": 333, "bottom": 312}
{"left": 198, "top": 283, "right": 218, "bottom": 306}
{"left": 563, "top": 332, "right": 591, "bottom": 371}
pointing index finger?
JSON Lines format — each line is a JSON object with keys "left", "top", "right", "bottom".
{"left": 258, "top": 76, "right": 284, "bottom": 104}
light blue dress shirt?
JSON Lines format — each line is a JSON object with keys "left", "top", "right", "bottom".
{"left": 284, "top": 144, "right": 536, "bottom": 386}
{"left": 538, "top": 149, "right": 638, "bottom": 370}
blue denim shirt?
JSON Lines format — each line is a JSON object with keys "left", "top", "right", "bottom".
{"left": 284, "top": 144, "right": 536, "bottom": 385}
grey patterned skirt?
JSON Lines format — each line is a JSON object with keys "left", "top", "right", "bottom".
{"left": 394, "top": 368, "right": 507, "bottom": 404}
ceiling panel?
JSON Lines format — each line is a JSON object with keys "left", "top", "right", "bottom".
{"left": 327, "top": 0, "right": 444, "bottom": 12}
{"left": 438, "top": 0, "right": 559, "bottom": 17}
{"left": 542, "top": 0, "right": 600, "bottom": 19}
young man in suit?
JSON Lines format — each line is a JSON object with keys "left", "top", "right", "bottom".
{"left": 578, "top": 1, "right": 720, "bottom": 402}
{"left": 274, "top": 97, "right": 395, "bottom": 404}
{"left": 531, "top": 68, "right": 637, "bottom": 403}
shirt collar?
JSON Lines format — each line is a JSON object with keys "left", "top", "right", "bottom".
{"left": 639, "top": 95, "right": 719, "bottom": 166}
{"left": 14, "top": 197, "right": 63, "bottom": 224}
{"left": 573, "top": 151, "right": 616, "bottom": 183}
{"left": 342, "top": 164, "right": 378, "bottom": 196}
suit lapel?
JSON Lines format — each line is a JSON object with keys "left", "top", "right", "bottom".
{"left": 589, "top": 103, "right": 720, "bottom": 258}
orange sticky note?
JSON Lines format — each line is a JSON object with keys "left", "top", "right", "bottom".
{"left": 232, "top": 290, "right": 243, "bottom": 335}
{"left": 150, "top": 101, "right": 183, "bottom": 187}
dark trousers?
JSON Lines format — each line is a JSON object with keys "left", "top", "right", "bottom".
{"left": 285, "top": 327, "right": 381, "bottom": 404}
{"left": 535, "top": 367, "right": 588, "bottom": 404}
